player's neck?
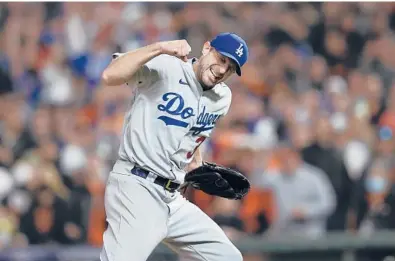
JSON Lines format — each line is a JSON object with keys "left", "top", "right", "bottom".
{"left": 192, "top": 59, "right": 199, "bottom": 77}
{"left": 192, "top": 59, "right": 210, "bottom": 91}
{"left": 192, "top": 60, "right": 203, "bottom": 90}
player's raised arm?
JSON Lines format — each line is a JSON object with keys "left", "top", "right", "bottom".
{"left": 101, "top": 40, "right": 192, "bottom": 86}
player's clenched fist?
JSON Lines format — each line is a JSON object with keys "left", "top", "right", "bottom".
{"left": 158, "top": 40, "right": 192, "bottom": 62}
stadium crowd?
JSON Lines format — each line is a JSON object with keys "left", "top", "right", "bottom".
{"left": 1, "top": 3, "right": 395, "bottom": 257}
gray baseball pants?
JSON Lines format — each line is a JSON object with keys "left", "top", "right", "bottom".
{"left": 99, "top": 171, "right": 242, "bottom": 261}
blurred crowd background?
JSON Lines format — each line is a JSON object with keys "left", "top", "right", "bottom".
{"left": 2, "top": 2, "right": 395, "bottom": 260}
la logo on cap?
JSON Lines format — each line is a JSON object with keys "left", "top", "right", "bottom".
{"left": 235, "top": 43, "right": 244, "bottom": 57}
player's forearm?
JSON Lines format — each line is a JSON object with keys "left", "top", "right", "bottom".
{"left": 186, "top": 148, "right": 203, "bottom": 172}
{"left": 193, "top": 147, "right": 203, "bottom": 166}
{"left": 101, "top": 43, "right": 163, "bottom": 86}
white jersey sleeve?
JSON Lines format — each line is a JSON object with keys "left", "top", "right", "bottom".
{"left": 111, "top": 52, "right": 169, "bottom": 88}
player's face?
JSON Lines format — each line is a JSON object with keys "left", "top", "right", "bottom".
{"left": 197, "top": 43, "right": 237, "bottom": 90}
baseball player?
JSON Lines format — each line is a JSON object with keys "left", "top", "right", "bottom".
{"left": 100, "top": 32, "right": 249, "bottom": 261}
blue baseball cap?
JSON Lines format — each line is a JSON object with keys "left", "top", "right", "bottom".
{"left": 210, "top": 32, "right": 249, "bottom": 76}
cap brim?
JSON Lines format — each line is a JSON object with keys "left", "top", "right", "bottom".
{"left": 217, "top": 51, "right": 242, "bottom": 76}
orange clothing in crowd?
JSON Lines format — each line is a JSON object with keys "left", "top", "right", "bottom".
{"left": 379, "top": 111, "right": 395, "bottom": 131}
{"left": 239, "top": 188, "right": 276, "bottom": 233}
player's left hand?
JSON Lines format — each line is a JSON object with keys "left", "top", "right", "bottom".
{"left": 181, "top": 162, "right": 251, "bottom": 200}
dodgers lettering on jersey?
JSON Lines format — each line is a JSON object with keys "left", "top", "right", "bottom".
{"left": 157, "top": 92, "right": 195, "bottom": 128}
{"left": 114, "top": 54, "right": 232, "bottom": 183}
{"left": 156, "top": 93, "right": 221, "bottom": 136}
{"left": 191, "top": 106, "right": 221, "bottom": 136}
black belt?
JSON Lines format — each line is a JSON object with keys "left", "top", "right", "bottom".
{"left": 130, "top": 165, "right": 180, "bottom": 192}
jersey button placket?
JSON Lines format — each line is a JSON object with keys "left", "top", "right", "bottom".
{"left": 185, "top": 95, "right": 204, "bottom": 159}
{"left": 190, "top": 93, "right": 202, "bottom": 129}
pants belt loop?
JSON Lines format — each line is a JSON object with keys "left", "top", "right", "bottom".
{"left": 146, "top": 172, "right": 157, "bottom": 183}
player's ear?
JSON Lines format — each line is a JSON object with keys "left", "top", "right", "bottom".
{"left": 202, "top": 41, "right": 211, "bottom": 55}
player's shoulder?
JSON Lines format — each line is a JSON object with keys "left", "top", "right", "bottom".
{"left": 212, "top": 82, "right": 232, "bottom": 101}
{"left": 150, "top": 54, "right": 187, "bottom": 75}
{"left": 140, "top": 54, "right": 183, "bottom": 81}
{"left": 208, "top": 82, "right": 232, "bottom": 115}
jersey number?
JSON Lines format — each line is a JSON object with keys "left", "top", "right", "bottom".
{"left": 187, "top": 137, "right": 206, "bottom": 159}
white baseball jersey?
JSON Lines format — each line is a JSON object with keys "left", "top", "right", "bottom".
{"left": 112, "top": 54, "right": 232, "bottom": 184}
